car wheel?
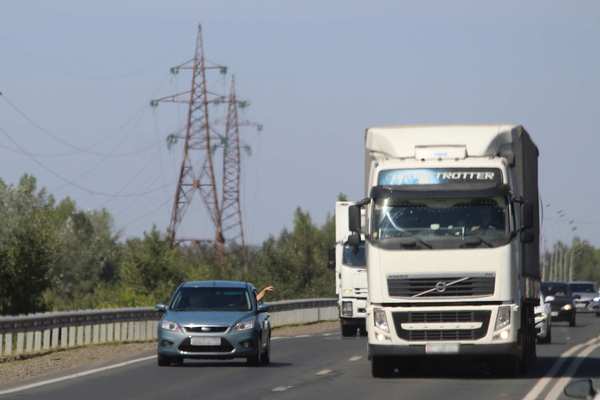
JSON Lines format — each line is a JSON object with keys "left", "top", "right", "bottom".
{"left": 261, "top": 344, "right": 271, "bottom": 365}
{"left": 371, "top": 356, "right": 391, "bottom": 378}
{"left": 157, "top": 354, "right": 172, "bottom": 367}
{"left": 569, "top": 314, "right": 576, "bottom": 327}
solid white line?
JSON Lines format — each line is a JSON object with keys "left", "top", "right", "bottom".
{"left": 522, "top": 335, "right": 599, "bottom": 400}
{"left": 316, "top": 369, "right": 332, "bottom": 376}
{"left": 545, "top": 340, "right": 600, "bottom": 400}
{"left": 0, "top": 355, "right": 156, "bottom": 397}
{"left": 272, "top": 385, "right": 293, "bottom": 392}
{"left": 271, "top": 336, "right": 285, "bottom": 340}
{"left": 349, "top": 356, "right": 362, "bottom": 362}
{"left": 294, "top": 335, "right": 312, "bottom": 338}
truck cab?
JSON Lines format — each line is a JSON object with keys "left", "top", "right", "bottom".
{"left": 331, "top": 202, "right": 368, "bottom": 336}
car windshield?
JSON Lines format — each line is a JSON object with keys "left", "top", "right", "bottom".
{"left": 342, "top": 242, "right": 366, "bottom": 267}
{"left": 569, "top": 283, "right": 596, "bottom": 293}
{"left": 170, "top": 287, "right": 252, "bottom": 311}
{"left": 541, "top": 283, "right": 570, "bottom": 297}
{"left": 371, "top": 196, "right": 509, "bottom": 248}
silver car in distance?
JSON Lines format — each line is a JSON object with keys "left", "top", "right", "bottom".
{"left": 156, "top": 280, "right": 271, "bottom": 366}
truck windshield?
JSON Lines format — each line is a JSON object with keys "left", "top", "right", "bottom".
{"left": 342, "top": 243, "right": 366, "bottom": 267}
{"left": 371, "top": 196, "right": 509, "bottom": 248}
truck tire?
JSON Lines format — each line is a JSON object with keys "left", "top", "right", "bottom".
{"left": 341, "top": 323, "right": 356, "bottom": 337}
{"left": 371, "top": 356, "right": 391, "bottom": 378}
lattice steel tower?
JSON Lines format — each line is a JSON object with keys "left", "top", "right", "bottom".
{"left": 150, "top": 24, "right": 227, "bottom": 258}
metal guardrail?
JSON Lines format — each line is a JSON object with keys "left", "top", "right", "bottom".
{"left": 0, "top": 298, "right": 337, "bottom": 359}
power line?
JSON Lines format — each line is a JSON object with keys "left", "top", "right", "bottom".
{"left": 0, "top": 125, "right": 169, "bottom": 198}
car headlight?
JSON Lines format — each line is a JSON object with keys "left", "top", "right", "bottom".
{"left": 373, "top": 308, "right": 389, "bottom": 333}
{"left": 495, "top": 306, "right": 511, "bottom": 331}
{"left": 562, "top": 304, "right": 573, "bottom": 311}
{"left": 233, "top": 318, "right": 255, "bottom": 332}
{"left": 593, "top": 297, "right": 600, "bottom": 302}
{"left": 160, "top": 320, "right": 182, "bottom": 332}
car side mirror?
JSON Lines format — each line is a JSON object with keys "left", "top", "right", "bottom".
{"left": 327, "top": 246, "right": 336, "bottom": 270}
{"left": 257, "top": 304, "right": 270, "bottom": 314}
{"left": 520, "top": 230, "right": 535, "bottom": 243}
{"left": 522, "top": 202, "right": 534, "bottom": 230}
{"left": 544, "top": 296, "right": 555, "bottom": 303}
{"left": 348, "top": 205, "right": 361, "bottom": 233}
{"left": 564, "top": 379, "right": 596, "bottom": 399}
{"left": 155, "top": 304, "right": 167, "bottom": 313}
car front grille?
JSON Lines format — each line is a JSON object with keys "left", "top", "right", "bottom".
{"left": 392, "top": 310, "right": 491, "bottom": 342}
{"left": 183, "top": 326, "right": 228, "bottom": 333}
{"left": 178, "top": 338, "right": 234, "bottom": 353}
{"left": 387, "top": 275, "right": 495, "bottom": 298}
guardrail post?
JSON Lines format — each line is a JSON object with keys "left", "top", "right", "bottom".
{"left": 68, "top": 326, "right": 76, "bottom": 347}
{"left": 43, "top": 329, "right": 51, "bottom": 351}
{"left": 92, "top": 325, "right": 100, "bottom": 344}
{"left": 76, "top": 326, "right": 84, "bottom": 346}
{"left": 0, "top": 334, "right": 3, "bottom": 356}
{"left": 107, "top": 323, "right": 114, "bottom": 343}
{"left": 25, "top": 331, "right": 34, "bottom": 353}
{"left": 5, "top": 334, "right": 12, "bottom": 356}
{"left": 115, "top": 322, "right": 122, "bottom": 342}
{"left": 100, "top": 324, "right": 107, "bottom": 343}
{"left": 84, "top": 325, "right": 92, "bottom": 345}
{"left": 16, "top": 332, "right": 24, "bottom": 354}
{"left": 34, "top": 331, "right": 42, "bottom": 352}
{"left": 52, "top": 328, "right": 59, "bottom": 349}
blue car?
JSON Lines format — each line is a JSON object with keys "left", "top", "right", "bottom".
{"left": 156, "top": 280, "right": 271, "bottom": 366}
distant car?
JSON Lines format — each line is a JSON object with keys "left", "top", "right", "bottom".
{"left": 156, "top": 280, "right": 271, "bottom": 367}
{"left": 541, "top": 281, "right": 576, "bottom": 327}
{"left": 568, "top": 281, "right": 599, "bottom": 314}
{"left": 534, "top": 291, "right": 552, "bottom": 343}
{"left": 590, "top": 294, "right": 600, "bottom": 317}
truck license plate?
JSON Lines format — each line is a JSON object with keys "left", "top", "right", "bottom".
{"left": 425, "top": 343, "right": 459, "bottom": 354}
{"left": 190, "top": 337, "right": 221, "bottom": 346}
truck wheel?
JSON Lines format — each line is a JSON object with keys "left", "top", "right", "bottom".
{"left": 341, "top": 324, "right": 356, "bottom": 337}
{"left": 371, "top": 356, "right": 391, "bottom": 378}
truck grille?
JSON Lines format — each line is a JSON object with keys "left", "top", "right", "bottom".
{"left": 387, "top": 275, "right": 495, "bottom": 298}
{"left": 178, "top": 338, "right": 234, "bottom": 353}
{"left": 392, "top": 310, "right": 491, "bottom": 342}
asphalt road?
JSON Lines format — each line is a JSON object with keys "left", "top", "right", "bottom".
{"left": 4, "top": 314, "right": 600, "bottom": 400}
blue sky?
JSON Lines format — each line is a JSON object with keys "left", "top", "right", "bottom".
{"left": 1, "top": 1, "right": 599, "bottom": 248}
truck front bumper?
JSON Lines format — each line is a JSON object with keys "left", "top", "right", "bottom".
{"left": 369, "top": 342, "right": 519, "bottom": 358}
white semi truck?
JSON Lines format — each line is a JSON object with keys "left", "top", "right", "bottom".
{"left": 329, "top": 202, "right": 368, "bottom": 336}
{"left": 346, "top": 125, "right": 541, "bottom": 377}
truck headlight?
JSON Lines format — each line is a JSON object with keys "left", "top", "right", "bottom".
{"left": 562, "top": 304, "right": 573, "bottom": 311}
{"left": 160, "top": 320, "right": 182, "bottom": 333}
{"left": 494, "top": 306, "right": 511, "bottom": 331}
{"left": 233, "top": 318, "right": 255, "bottom": 332}
{"left": 373, "top": 308, "right": 389, "bottom": 333}
{"left": 342, "top": 301, "right": 353, "bottom": 317}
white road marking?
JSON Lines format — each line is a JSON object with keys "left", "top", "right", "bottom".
{"left": 349, "top": 356, "right": 362, "bottom": 362}
{"left": 0, "top": 355, "right": 156, "bottom": 397}
{"left": 272, "top": 386, "right": 293, "bottom": 392}
{"left": 523, "top": 335, "right": 600, "bottom": 400}
{"left": 322, "top": 333, "right": 333, "bottom": 337}
{"left": 271, "top": 336, "right": 285, "bottom": 340}
{"left": 294, "top": 335, "right": 312, "bottom": 338}
{"left": 316, "top": 369, "right": 332, "bottom": 376}
{"left": 545, "top": 340, "right": 600, "bottom": 400}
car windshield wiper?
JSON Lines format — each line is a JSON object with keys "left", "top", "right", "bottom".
{"left": 380, "top": 236, "right": 433, "bottom": 249}
{"left": 460, "top": 235, "right": 493, "bottom": 248}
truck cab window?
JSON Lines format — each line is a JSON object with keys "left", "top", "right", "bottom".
{"left": 342, "top": 242, "right": 366, "bottom": 267}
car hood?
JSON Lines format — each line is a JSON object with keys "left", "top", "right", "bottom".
{"left": 548, "top": 297, "right": 573, "bottom": 306}
{"left": 163, "top": 310, "right": 254, "bottom": 327}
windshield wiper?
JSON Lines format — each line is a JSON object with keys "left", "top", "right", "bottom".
{"left": 460, "top": 236, "right": 493, "bottom": 248}
{"left": 382, "top": 236, "right": 433, "bottom": 249}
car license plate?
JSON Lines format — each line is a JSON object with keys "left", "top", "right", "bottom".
{"left": 551, "top": 311, "right": 558, "bottom": 317}
{"left": 190, "top": 337, "right": 221, "bottom": 346}
{"left": 425, "top": 343, "right": 459, "bottom": 354}
{"left": 576, "top": 303, "right": 586, "bottom": 309}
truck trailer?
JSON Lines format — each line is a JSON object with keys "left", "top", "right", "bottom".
{"left": 346, "top": 125, "right": 541, "bottom": 377}
{"left": 330, "top": 201, "right": 368, "bottom": 336}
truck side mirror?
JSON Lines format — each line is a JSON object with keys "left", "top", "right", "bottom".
{"left": 348, "top": 205, "right": 361, "bottom": 233}
{"left": 347, "top": 232, "right": 361, "bottom": 248}
{"left": 522, "top": 202, "right": 534, "bottom": 230}
{"left": 327, "top": 246, "right": 336, "bottom": 270}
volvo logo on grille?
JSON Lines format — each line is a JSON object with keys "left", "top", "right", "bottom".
{"left": 201, "top": 327, "right": 211, "bottom": 332}
{"left": 434, "top": 281, "right": 448, "bottom": 293}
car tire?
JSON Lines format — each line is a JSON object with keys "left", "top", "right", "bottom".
{"left": 341, "top": 324, "right": 356, "bottom": 337}
{"left": 371, "top": 356, "right": 391, "bottom": 378}
{"left": 157, "top": 354, "right": 172, "bottom": 367}
{"left": 569, "top": 314, "right": 576, "bottom": 327}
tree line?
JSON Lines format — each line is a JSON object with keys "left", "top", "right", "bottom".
{"left": 0, "top": 175, "right": 336, "bottom": 315}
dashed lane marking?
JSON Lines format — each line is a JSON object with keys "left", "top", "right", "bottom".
{"left": 294, "top": 335, "right": 312, "bottom": 338}
{"left": 349, "top": 356, "right": 362, "bottom": 362}
{"left": 316, "top": 369, "right": 332, "bottom": 376}
{"left": 272, "top": 386, "right": 293, "bottom": 392}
